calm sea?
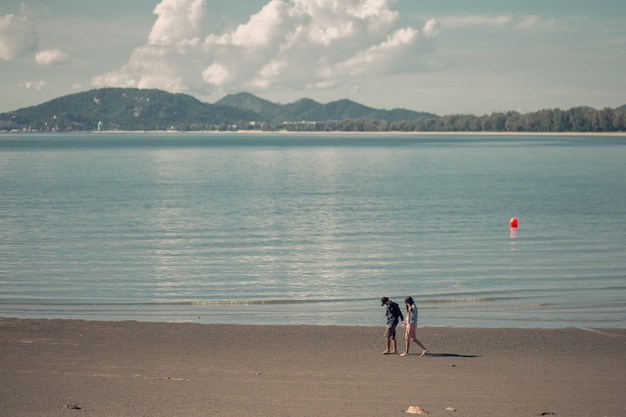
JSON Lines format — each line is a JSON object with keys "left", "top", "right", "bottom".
{"left": 1, "top": 133, "right": 625, "bottom": 328}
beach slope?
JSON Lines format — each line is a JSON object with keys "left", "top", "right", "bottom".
{"left": 1, "top": 318, "right": 624, "bottom": 417}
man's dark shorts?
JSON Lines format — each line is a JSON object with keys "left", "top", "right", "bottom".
{"left": 384, "top": 323, "right": 397, "bottom": 338}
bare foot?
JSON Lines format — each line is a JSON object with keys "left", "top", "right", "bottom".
{"left": 400, "top": 352, "right": 409, "bottom": 357}
{"left": 390, "top": 350, "right": 397, "bottom": 354}
{"left": 382, "top": 350, "right": 391, "bottom": 355}
{"left": 420, "top": 349, "right": 428, "bottom": 357}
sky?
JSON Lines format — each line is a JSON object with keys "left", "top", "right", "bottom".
{"left": 1, "top": 0, "right": 625, "bottom": 116}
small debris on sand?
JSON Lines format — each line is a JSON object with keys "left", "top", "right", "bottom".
{"left": 406, "top": 405, "right": 428, "bottom": 414}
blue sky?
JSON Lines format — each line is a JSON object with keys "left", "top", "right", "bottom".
{"left": 1, "top": 0, "right": 624, "bottom": 115}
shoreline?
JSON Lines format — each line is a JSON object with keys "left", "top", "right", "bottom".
{"left": 2, "top": 129, "right": 626, "bottom": 136}
{"left": 2, "top": 311, "right": 624, "bottom": 330}
{"left": 2, "top": 318, "right": 624, "bottom": 417}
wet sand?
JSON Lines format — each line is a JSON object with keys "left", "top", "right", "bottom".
{"left": 1, "top": 318, "right": 624, "bottom": 417}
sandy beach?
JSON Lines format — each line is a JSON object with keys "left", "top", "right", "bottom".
{"left": 1, "top": 318, "right": 624, "bottom": 417}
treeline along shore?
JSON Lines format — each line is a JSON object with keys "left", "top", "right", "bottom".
{"left": 276, "top": 107, "right": 626, "bottom": 133}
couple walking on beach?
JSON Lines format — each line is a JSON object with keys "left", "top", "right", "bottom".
{"left": 381, "top": 296, "right": 428, "bottom": 356}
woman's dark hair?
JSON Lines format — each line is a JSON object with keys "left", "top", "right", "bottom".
{"left": 404, "top": 296, "right": 414, "bottom": 305}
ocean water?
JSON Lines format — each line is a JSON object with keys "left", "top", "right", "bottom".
{"left": 1, "top": 133, "right": 625, "bottom": 328}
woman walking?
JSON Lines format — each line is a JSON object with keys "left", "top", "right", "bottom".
{"left": 401, "top": 296, "right": 428, "bottom": 357}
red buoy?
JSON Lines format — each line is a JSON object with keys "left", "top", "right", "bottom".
{"left": 509, "top": 217, "right": 519, "bottom": 229}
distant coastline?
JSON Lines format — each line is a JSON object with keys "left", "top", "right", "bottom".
{"left": 2, "top": 129, "right": 625, "bottom": 136}
{"left": 233, "top": 130, "right": 626, "bottom": 136}
{"left": 1, "top": 88, "right": 624, "bottom": 134}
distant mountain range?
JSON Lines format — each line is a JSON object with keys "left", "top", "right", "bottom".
{"left": 1, "top": 88, "right": 624, "bottom": 133}
{"left": 0, "top": 88, "right": 437, "bottom": 132}
{"left": 215, "top": 92, "right": 437, "bottom": 123}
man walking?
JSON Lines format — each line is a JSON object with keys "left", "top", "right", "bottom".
{"left": 380, "top": 296, "right": 404, "bottom": 354}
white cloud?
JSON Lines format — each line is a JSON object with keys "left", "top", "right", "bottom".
{"left": 438, "top": 14, "right": 553, "bottom": 31}
{"left": 93, "top": 0, "right": 206, "bottom": 93}
{"left": 148, "top": 0, "right": 205, "bottom": 45}
{"left": 209, "top": 0, "right": 287, "bottom": 48}
{"left": 35, "top": 48, "right": 70, "bottom": 66}
{"left": 0, "top": 13, "right": 38, "bottom": 60}
{"left": 333, "top": 27, "right": 419, "bottom": 78}
{"left": 92, "top": 0, "right": 441, "bottom": 97}
{"left": 20, "top": 80, "right": 47, "bottom": 91}
{"left": 439, "top": 15, "right": 513, "bottom": 29}
{"left": 423, "top": 19, "right": 440, "bottom": 38}
{"left": 516, "top": 15, "right": 539, "bottom": 29}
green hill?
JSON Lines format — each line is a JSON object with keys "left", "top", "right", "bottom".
{"left": 215, "top": 93, "right": 437, "bottom": 123}
{"left": 215, "top": 92, "right": 281, "bottom": 119}
{"left": 0, "top": 88, "right": 261, "bottom": 132}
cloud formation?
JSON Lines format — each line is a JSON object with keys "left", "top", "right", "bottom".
{"left": 0, "top": 13, "right": 38, "bottom": 60}
{"left": 92, "top": 0, "right": 440, "bottom": 97}
{"left": 35, "top": 48, "right": 71, "bottom": 66}
{"left": 19, "top": 80, "right": 47, "bottom": 91}
{"left": 437, "top": 14, "right": 548, "bottom": 30}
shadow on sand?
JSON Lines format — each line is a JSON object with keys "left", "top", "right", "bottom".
{"left": 426, "top": 353, "right": 480, "bottom": 358}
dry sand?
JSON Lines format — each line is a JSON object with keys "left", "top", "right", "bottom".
{"left": 1, "top": 318, "right": 624, "bottom": 417}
